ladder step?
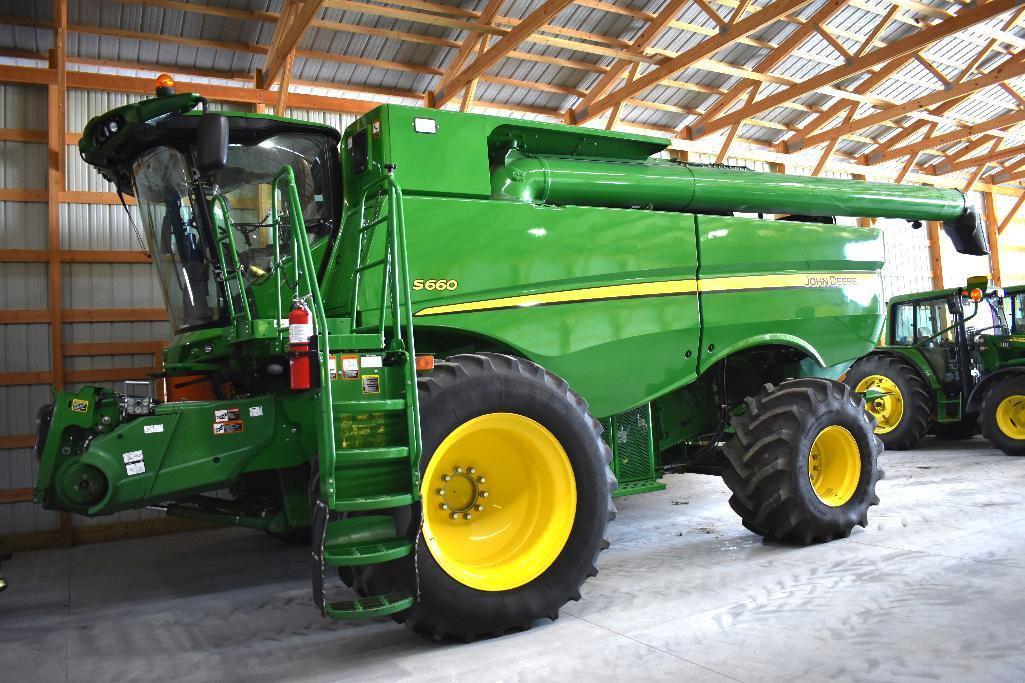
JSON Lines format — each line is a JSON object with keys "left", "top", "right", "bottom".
{"left": 334, "top": 399, "right": 406, "bottom": 413}
{"left": 324, "top": 593, "right": 413, "bottom": 620}
{"left": 332, "top": 492, "right": 414, "bottom": 512}
{"left": 324, "top": 537, "right": 412, "bottom": 567}
{"left": 354, "top": 257, "right": 388, "bottom": 273}
{"left": 337, "top": 446, "right": 409, "bottom": 465}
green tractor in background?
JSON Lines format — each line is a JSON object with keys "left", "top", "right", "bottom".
{"left": 844, "top": 279, "right": 1025, "bottom": 455}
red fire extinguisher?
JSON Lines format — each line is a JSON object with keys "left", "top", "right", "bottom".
{"left": 289, "top": 299, "right": 313, "bottom": 391}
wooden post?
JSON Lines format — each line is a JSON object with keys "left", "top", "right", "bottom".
{"left": 275, "top": 50, "right": 295, "bottom": 115}
{"left": 981, "top": 191, "right": 1003, "bottom": 286}
{"left": 926, "top": 221, "right": 945, "bottom": 288}
{"left": 48, "top": 0, "right": 70, "bottom": 546}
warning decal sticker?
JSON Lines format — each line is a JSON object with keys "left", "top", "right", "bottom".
{"left": 361, "top": 375, "right": 380, "bottom": 394}
{"left": 214, "top": 408, "right": 240, "bottom": 423}
{"left": 71, "top": 399, "right": 89, "bottom": 413}
{"left": 213, "top": 421, "right": 244, "bottom": 435}
{"left": 341, "top": 355, "right": 359, "bottom": 380}
{"left": 144, "top": 424, "right": 164, "bottom": 434}
{"left": 328, "top": 355, "right": 339, "bottom": 381}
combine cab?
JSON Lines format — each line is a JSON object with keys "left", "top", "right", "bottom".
{"left": 32, "top": 76, "right": 991, "bottom": 639}
{"left": 845, "top": 280, "right": 1025, "bottom": 455}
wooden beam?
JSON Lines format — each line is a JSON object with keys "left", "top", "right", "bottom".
{"left": 431, "top": 0, "right": 504, "bottom": 102}
{"left": 0, "top": 435, "right": 35, "bottom": 450}
{"left": 0, "top": 249, "right": 150, "bottom": 264}
{"left": 0, "top": 308, "right": 168, "bottom": 324}
{"left": 796, "top": 55, "right": 1025, "bottom": 152}
{"left": 0, "top": 372, "right": 53, "bottom": 387}
{"left": 262, "top": 0, "right": 324, "bottom": 89}
{"left": 48, "top": 0, "right": 67, "bottom": 395}
{"left": 0, "top": 128, "right": 46, "bottom": 143}
{"left": 0, "top": 488, "right": 33, "bottom": 504}
{"left": 66, "top": 367, "right": 161, "bottom": 383}
{"left": 275, "top": 49, "right": 295, "bottom": 114}
{"left": 996, "top": 193, "right": 1025, "bottom": 235}
{"left": 939, "top": 141, "right": 1025, "bottom": 175}
{"left": 0, "top": 188, "right": 48, "bottom": 202}
{"left": 575, "top": 0, "right": 814, "bottom": 125}
{"left": 926, "top": 221, "right": 944, "bottom": 288}
{"left": 699, "top": 0, "right": 1021, "bottom": 142}
{"left": 63, "top": 341, "right": 166, "bottom": 356}
{"left": 567, "top": 0, "right": 688, "bottom": 124}
{"left": 867, "top": 109, "right": 1025, "bottom": 166}
{"left": 686, "top": 0, "right": 848, "bottom": 139}
{"left": 981, "top": 191, "right": 1003, "bottom": 286}
{"left": 433, "top": 0, "right": 575, "bottom": 108}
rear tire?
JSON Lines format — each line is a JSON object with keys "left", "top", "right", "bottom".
{"left": 722, "top": 379, "right": 883, "bottom": 545}
{"left": 844, "top": 354, "right": 931, "bottom": 450}
{"left": 980, "top": 374, "right": 1025, "bottom": 456}
{"left": 362, "top": 353, "right": 616, "bottom": 640}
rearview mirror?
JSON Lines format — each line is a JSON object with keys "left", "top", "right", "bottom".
{"left": 196, "top": 113, "right": 228, "bottom": 175}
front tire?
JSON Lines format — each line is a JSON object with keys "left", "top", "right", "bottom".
{"left": 844, "top": 354, "right": 931, "bottom": 450}
{"left": 722, "top": 379, "right": 883, "bottom": 545}
{"left": 365, "top": 353, "right": 616, "bottom": 640}
{"left": 980, "top": 374, "right": 1025, "bottom": 456}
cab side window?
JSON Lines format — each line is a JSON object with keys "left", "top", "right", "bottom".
{"left": 892, "top": 304, "right": 914, "bottom": 345}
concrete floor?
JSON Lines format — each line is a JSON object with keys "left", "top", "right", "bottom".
{"left": 3, "top": 436, "right": 1025, "bottom": 682}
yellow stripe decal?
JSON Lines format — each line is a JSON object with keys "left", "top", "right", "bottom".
{"left": 414, "top": 272, "right": 878, "bottom": 317}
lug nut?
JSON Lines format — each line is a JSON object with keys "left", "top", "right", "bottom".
{"left": 481, "top": 491, "right": 489, "bottom": 498}
{"left": 478, "top": 476, "right": 486, "bottom": 484}
{"left": 469, "top": 468, "right": 477, "bottom": 474}
{"left": 450, "top": 512, "right": 460, "bottom": 520}
{"left": 442, "top": 474, "right": 451, "bottom": 482}
{"left": 455, "top": 467, "right": 464, "bottom": 474}
{"left": 476, "top": 505, "right": 484, "bottom": 512}
{"left": 437, "top": 488, "right": 446, "bottom": 496}
{"left": 464, "top": 513, "right": 472, "bottom": 520}
{"left": 440, "top": 503, "right": 449, "bottom": 510}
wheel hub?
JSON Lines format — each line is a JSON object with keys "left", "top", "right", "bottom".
{"left": 996, "top": 395, "right": 1025, "bottom": 440}
{"left": 436, "top": 466, "right": 488, "bottom": 520}
{"left": 855, "top": 374, "right": 904, "bottom": 434}
{"left": 807, "top": 425, "right": 862, "bottom": 507}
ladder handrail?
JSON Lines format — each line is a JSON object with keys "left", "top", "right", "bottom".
{"left": 209, "top": 194, "right": 253, "bottom": 323}
{"left": 270, "top": 166, "right": 336, "bottom": 502}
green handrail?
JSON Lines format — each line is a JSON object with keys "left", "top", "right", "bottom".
{"left": 209, "top": 194, "right": 252, "bottom": 323}
{"left": 271, "top": 165, "right": 337, "bottom": 504}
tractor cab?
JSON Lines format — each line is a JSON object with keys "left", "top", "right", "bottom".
{"left": 79, "top": 76, "right": 342, "bottom": 338}
{"left": 886, "top": 277, "right": 1009, "bottom": 396}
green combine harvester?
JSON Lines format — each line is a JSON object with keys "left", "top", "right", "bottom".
{"left": 844, "top": 280, "right": 1025, "bottom": 454}
{"left": 31, "top": 77, "right": 990, "bottom": 639}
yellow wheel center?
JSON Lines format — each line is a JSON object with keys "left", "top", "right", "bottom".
{"left": 996, "top": 395, "right": 1025, "bottom": 440}
{"left": 807, "top": 425, "right": 862, "bottom": 507}
{"left": 855, "top": 374, "right": 904, "bottom": 434}
{"left": 421, "top": 413, "right": 577, "bottom": 592}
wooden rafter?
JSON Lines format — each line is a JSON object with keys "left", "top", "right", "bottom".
{"left": 696, "top": 0, "right": 1021, "bottom": 144}
{"left": 430, "top": 0, "right": 504, "bottom": 104}
{"left": 868, "top": 109, "right": 1025, "bottom": 166}
{"left": 686, "top": 0, "right": 848, "bottom": 139}
{"left": 259, "top": 0, "right": 326, "bottom": 89}
{"left": 567, "top": 0, "right": 687, "bottom": 124}
{"left": 573, "top": 0, "right": 814, "bottom": 126}
{"left": 432, "top": 0, "right": 575, "bottom": 108}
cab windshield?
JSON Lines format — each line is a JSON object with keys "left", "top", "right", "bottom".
{"left": 131, "top": 133, "right": 339, "bottom": 332}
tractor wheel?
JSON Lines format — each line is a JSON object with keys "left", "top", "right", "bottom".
{"left": 722, "top": 379, "right": 883, "bottom": 545}
{"left": 844, "top": 354, "right": 931, "bottom": 450}
{"left": 362, "top": 353, "right": 616, "bottom": 640}
{"left": 931, "top": 416, "right": 978, "bottom": 440}
{"left": 980, "top": 374, "right": 1025, "bottom": 456}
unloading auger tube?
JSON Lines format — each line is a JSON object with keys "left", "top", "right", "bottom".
{"left": 491, "top": 149, "right": 989, "bottom": 256}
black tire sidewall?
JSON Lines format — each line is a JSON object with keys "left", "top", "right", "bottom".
{"left": 981, "top": 374, "right": 1025, "bottom": 456}
{"left": 845, "top": 354, "right": 931, "bottom": 449}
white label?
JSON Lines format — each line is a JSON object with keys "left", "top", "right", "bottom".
{"left": 361, "top": 354, "right": 383, "bottom": 369}
{"left": 289, "top": 322, "right": 313, "bottom": 344}
{"left": 143, "top": 424, "right": 164, "bottom": 434}
{"left": 249, "top": 406, "right": 263, "bottom": 417}
{"left": 328, "top": 356, "right": 338, "bottom": 380}
{"left": 122, "top": 450, "right": 143, "bottom": 464}
{"left": 413, "top": 117, "right": 437, "bottom": 134}
{"left": 126, "top": 461, "right": 146, "bottom": 476}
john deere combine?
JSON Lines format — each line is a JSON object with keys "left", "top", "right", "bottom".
{"left": 32, "top": 78, "right": 990, "bottom": 639}
{"left": 845, "top": 281, "right": 1025, "bottom": 454}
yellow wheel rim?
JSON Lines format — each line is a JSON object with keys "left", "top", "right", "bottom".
{"left": 855, "top": 374, "right": 904, "bottom": 434}
{"left": 807, "top": 425, "right": 862, "bottom": 507}
{"left": 420, "top": 413, "right": 577, "bottom": 592}
{"left": 996, "top": 395, "right": 1025, "bottom": 440}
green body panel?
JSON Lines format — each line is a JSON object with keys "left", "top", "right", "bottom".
{"left": 37, "top": 99, "right": 986, "bottom": 534}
